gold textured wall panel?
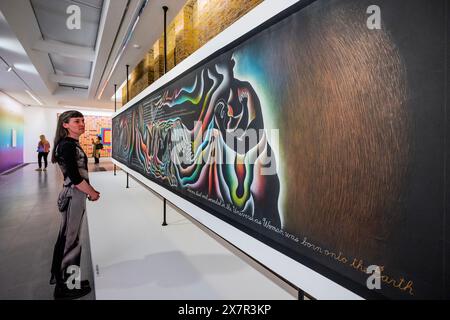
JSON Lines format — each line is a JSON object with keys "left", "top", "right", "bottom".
{"left": 125, "top": 0, "right": 263, "bottom": 102}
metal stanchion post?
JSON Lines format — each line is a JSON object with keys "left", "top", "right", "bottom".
{"left": 162, "top": 198, "right": 168, "bottom": 226}
{"left": 163, "top": 6, "right": 168, "bottom": 74}
{"left": 113, "top": 83, "right": 117, "bottom": 176}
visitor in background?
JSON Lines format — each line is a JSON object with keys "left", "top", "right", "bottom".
{"left": 50, "top": 110, "right": 100, "bottom": 300}
{"left": 36, "top": 134, "right": 50, "bottom": 171}
{"left": 92, "top": 135, "right": 103, "bottom": 164}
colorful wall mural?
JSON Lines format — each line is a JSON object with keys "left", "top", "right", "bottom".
{"left": 113, "top": 0, "right": 449, "bottom": 299}
{"left": 0, "top": 93, "right": 24, "bottom": 173}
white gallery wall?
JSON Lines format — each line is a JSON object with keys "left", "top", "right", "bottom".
{"left": 24, "top": 106, "right": 113, "bottom": 163}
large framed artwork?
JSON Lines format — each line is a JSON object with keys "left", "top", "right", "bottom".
{"left": 113, "top": 0, "right": 449, "bottom": 299}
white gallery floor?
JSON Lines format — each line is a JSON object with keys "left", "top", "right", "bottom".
{"left": 87, "top": 170, "right": 295, "bottom": 300}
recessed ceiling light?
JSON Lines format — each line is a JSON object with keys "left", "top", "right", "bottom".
{"left": 133, "top": 44, "right": 141, "bottom": 49}
{"left": 7, "top": 66, "right": 12, "bottom": 72}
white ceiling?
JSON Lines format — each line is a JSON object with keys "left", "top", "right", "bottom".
{"left": 0, "top": 0, "right": 186, "bottom": 110}
{"left": 31, "top": 0, "right": 103, "bottom": 88}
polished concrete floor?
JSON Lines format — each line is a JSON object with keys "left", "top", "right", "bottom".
{"left": 0, "top": 159, "right": 115, "bottom": 299}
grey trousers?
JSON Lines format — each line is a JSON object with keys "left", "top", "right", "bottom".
{"left": 51, "top": 187, "right": 86, "bottom": 283}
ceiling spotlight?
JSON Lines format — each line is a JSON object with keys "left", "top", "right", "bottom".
{"left": 133, "top": 44, "right": 141, "bottom": 49}
{"left": 0, "top": 56, "right": 12, "bottom": 71}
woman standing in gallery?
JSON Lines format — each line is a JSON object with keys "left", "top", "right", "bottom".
{"left": 91, "top": 135, "right": 102, "bottom": 164}
{"left": 50, "top": 110, "right": 100, "bottom": 300}
{"left": 35, "top": 134, "right": 50, "bottom": 171}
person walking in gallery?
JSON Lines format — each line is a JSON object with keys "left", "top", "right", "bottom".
{"left": 91, "top": 135, "right": 102, "bottom": 164}
{"left": 50, "top": 110, "right": 101, "bottom": 300}
{"left": 35, "top": 134, "right": 50, "bottom": 171}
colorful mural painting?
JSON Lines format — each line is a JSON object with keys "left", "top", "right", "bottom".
{"left": 79, "top": 115, "right": 112, "bottom": 158}
{"left": 113, "top": 0, "right": 449, "bottom": 299}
